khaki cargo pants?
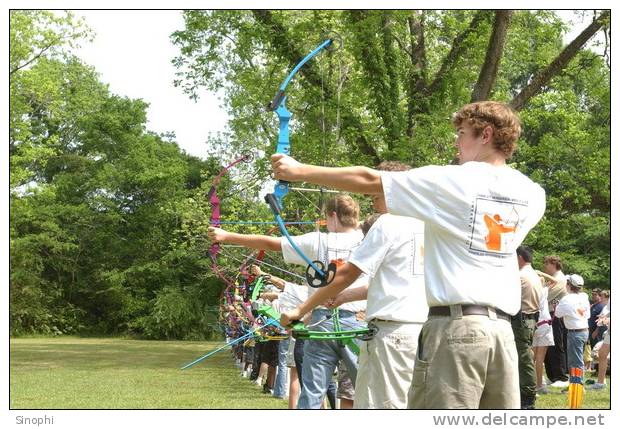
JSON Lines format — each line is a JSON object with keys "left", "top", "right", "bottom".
{"left": 408, "top": 305, "right": 520, "bottom": 409}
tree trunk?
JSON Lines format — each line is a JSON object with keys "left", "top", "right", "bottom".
{"left": 406, "top": 11, "right": 427, "bottom": 137}
{"left": 471, "top": 11, "right": 513, "bottom": 102}
{"left": 381, "top": 11, "right": 404, "bottom": 150}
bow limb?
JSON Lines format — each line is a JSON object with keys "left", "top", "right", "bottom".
{"left": 264, "top": 36, "right": 341, "bottom": 286}
{"left": 207, "top": 153, "right": 252, "bottom": 264}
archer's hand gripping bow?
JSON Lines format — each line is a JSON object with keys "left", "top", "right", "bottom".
{"left": 250, "top": 276, "right": 372, "bottom": 356}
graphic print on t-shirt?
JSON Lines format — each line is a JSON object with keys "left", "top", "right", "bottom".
{"left": 467, "top": 196, "right": 527, "bottom": 257}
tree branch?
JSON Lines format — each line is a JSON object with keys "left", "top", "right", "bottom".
{"left": 10, "top": 44, "right": 53, "bottom": 75}
{"left": 510, "top": 10, "right": 610, "bottom": 111}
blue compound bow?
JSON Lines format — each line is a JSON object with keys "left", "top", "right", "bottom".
{"left": 264, "top": 32, "right": 342, "bottom": 289}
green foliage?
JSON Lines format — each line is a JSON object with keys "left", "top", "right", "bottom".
{"left": 10, "top": 11, "right": 218, "bottom": 338}
{"left": 515, "top": 71, "right": 610, "bottom": 287}
{"left": 137, "top": 288, "right": 196, "bottom": 340}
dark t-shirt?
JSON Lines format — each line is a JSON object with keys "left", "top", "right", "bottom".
{"left": 588, "top": 302, "right": 605, "bottom": 331}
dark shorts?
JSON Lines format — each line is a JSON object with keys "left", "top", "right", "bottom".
{"left": 244, "top": 346, "right": 254, "bottom": 363}
{"left": 260, "top": 340, "right": 279, "bottom": 367}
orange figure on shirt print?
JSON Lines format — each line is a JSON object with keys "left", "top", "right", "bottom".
{"left": 468, "top": 197, "right": 526, "bottom": 257}
{"left": 483, "top": 213, "right": 516, "bottom": 251}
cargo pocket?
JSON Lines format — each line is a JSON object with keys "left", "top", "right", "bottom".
{"left": 408, "top": 355, "right": 428, "bottom": 408}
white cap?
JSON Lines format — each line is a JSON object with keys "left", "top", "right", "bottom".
{"left": 566, "top": 274, "right": 584, "bottom": 288}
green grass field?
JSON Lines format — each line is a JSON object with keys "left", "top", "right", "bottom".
{"left": 10, "top": 337, "right": 287, "bottom": 409}
{"left": 9, "top": 337, "right": 610, "bottom": 409}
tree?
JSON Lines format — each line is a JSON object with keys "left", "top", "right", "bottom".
{"left": 10, "top": 11, "right": 218, "bottom": 337}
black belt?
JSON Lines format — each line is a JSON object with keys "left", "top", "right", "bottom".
{"left": 428, "top": 305, "right": 511, "bottom": 322}
{"left": 567, "top": 328, "right": 588, "bottom": 332}
{"left": 512, "top": 311, "right": 539, "bottom": 321}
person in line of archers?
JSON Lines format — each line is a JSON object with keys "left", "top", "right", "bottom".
{"left": 207, "top": 194, "right": 367, "bottom": 409}
{"left": 252, "top": 264, "right": 356, "bottom": 409}
{"left": 248, "top": 264, "right": 308, "bottom": 408}
{"left": 272, "top": 101, "right": 547, "bottom": 409}
{"left": 281, "top": 161, "right": 428, "bottom": 409}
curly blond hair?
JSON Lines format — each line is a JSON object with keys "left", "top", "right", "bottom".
{"left": 452, "top": 101, "right": 521, "bottom": 158}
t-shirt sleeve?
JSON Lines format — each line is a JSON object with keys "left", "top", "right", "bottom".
{"left": 600, "top": 305, "right": 610, "bottom": 317}
{"left": 381, "top": 167, "right": 443, "bottom": 222}
{"left": 554, "top": 298, "right": 569, "bottom": 318}
{"left": 348, "top": 216, "right": 391, "bottom": 277}
{"left": 280, "top": 232, "right": 318, "bottom": 266}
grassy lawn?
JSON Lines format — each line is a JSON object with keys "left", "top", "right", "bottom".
{"left": 10, "top": 337, "right": 610, "bottom": 409}
{"left": 535, "top": 375, "right": 611, "bottom": 410}
{"left": 10, "top": 337, "right": 287, "bottom": 409}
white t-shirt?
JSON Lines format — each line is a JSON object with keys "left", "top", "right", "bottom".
{"left": 348, "top": 214, "right": 427, "bottom": 323}
{"left": 538, "top": 286, "right": 552, "bottom": 321}
{"left": 275, "top": 281, "right": 310, "bottom": 313}
{"left": 600, "top": 303, "right": 610, "bottom": 317}
{"left": 281, "top": 230, "right": 367, "bottom": 312}
{"left": 381, "top": 162, "right": 546, "bottom": 315}
{"left": 555, "top": 292, "right": 590, "bottom": 330}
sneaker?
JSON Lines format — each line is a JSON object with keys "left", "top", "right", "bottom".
{"left": 550, "top": 380, "right": 569, "bottom": 388}
{"left": 585, "top": 379, "right": 595, "bottom": 385}
{"left": 586, "top": 383, "right": 607, "bottom": 390}
{"left": 536, "top": 386, "right": 550, "bottom": 395}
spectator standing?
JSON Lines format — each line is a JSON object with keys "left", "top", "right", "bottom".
{"left": 543, "top": 255, "right": 569, "bottom": 387}
{"left": 591, "top": 290, "right": 609, "bottom": 346}
{"left": 554, "top": 274, "right": 590, "bottom": 392}
{"left": 532, "top": 270, "right": 558, "bottom": 395}
{"left": 512, "top": 246, "right": 543, "bottom": 409}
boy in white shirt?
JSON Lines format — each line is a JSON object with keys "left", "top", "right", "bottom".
{"left": 281, "top": 162, "right": 427, "bottom": 409}
{"left": 271, "top": 101, "right": 546, "bottom": 409}
{"left": 554, "top": 274, "right": 590, "bottom": 390}
{"left": 208, "top": 194, "right": 367, "bottom": 409}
